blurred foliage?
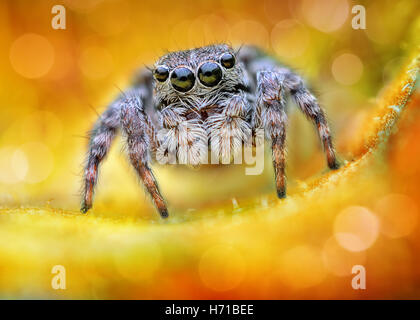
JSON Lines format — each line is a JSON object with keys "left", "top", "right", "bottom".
{"left": 0, "top": 0, "right": 419, "bottom": 299}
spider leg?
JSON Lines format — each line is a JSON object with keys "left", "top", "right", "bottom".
{"left": 81, "top": 70, "right": 167, "bottom": 217}
{"left": 239, "top": 45, "right": 339, "bottom": 199}
{"left": 120, "top": 95, "right": 168, "bottom": 218}
{"left": 81, "top": 103, "right": 120, "bottom": 213}
{"left": 255, "top": 71, "right": 288, "bottom": 198}
{"left": 283, "top": 72, "right": 340, "bottom": 170}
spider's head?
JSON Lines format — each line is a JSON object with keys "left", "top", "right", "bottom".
{"left": 152, "top": 44, "right": 246, "bottom": 108}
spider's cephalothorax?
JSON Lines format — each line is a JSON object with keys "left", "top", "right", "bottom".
{"left": 81, "top": 44, "right": 340, "bottom": 218}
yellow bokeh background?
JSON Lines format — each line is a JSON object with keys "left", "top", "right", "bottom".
{"left": 0, "top": 0, "right": 419, "bottom": 299}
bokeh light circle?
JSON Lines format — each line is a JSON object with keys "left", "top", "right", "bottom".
{"left": 11, "top": 149, "right": 29, "bottom": 182}
{"left": 375, "top": 194, "right": 418, "bottom": 238}
{"left": 334, "top": 206, "right": 379, "bottom": 252}
{"left": 364, "top": 1, "right": 410, "bottom": 45}
{"left": 300, "top": 0, "right": 349, "bottom": 33}
{"left": 199, "top": 245, "right": 246, "bottom": 292}
{"left": 0, "top": 147, "right": 27, "bottom": 184}
{"left": 20, "top": 142, "right": 54, "bottom": 184}
{"left": 271, "top": 20, "right": 309, "bottom": 59}
{"left": 331, "top": 53, "right": 363, "bottom": 85}
{"left": 9, "top": 33, "right": 55, "bottom": 79}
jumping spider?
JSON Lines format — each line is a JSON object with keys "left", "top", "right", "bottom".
{"left": 81, "top": 44, "right": 339, "bottom": 218}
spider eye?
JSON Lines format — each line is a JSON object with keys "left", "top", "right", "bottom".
{"left": 153, "top": 66, "right": 169, "bottom": 82}
{"left": 198, "top": 62, "right": 222, "bottom": 87}
{"left": 220, "top": 53, "right": 235, "bottom": 69}
{"left": 170, "top": 67, "right": 195, "bottom": 92}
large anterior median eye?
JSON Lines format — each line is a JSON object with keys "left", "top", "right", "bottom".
{"left": 170, "top": 67, "right": 195, "bottom": 92}
{"left": 197, "top": 62, "right": 222, "bottom": 87}
{"left": 153, "top": 65, "right": 169, "bottom": 82}
{"left": 220, "top": 53, "right": 235, "bottom": 69}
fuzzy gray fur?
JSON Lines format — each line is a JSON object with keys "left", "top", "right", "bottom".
{"left": 81, "top": 44, "right": 339, "bottom": 217}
